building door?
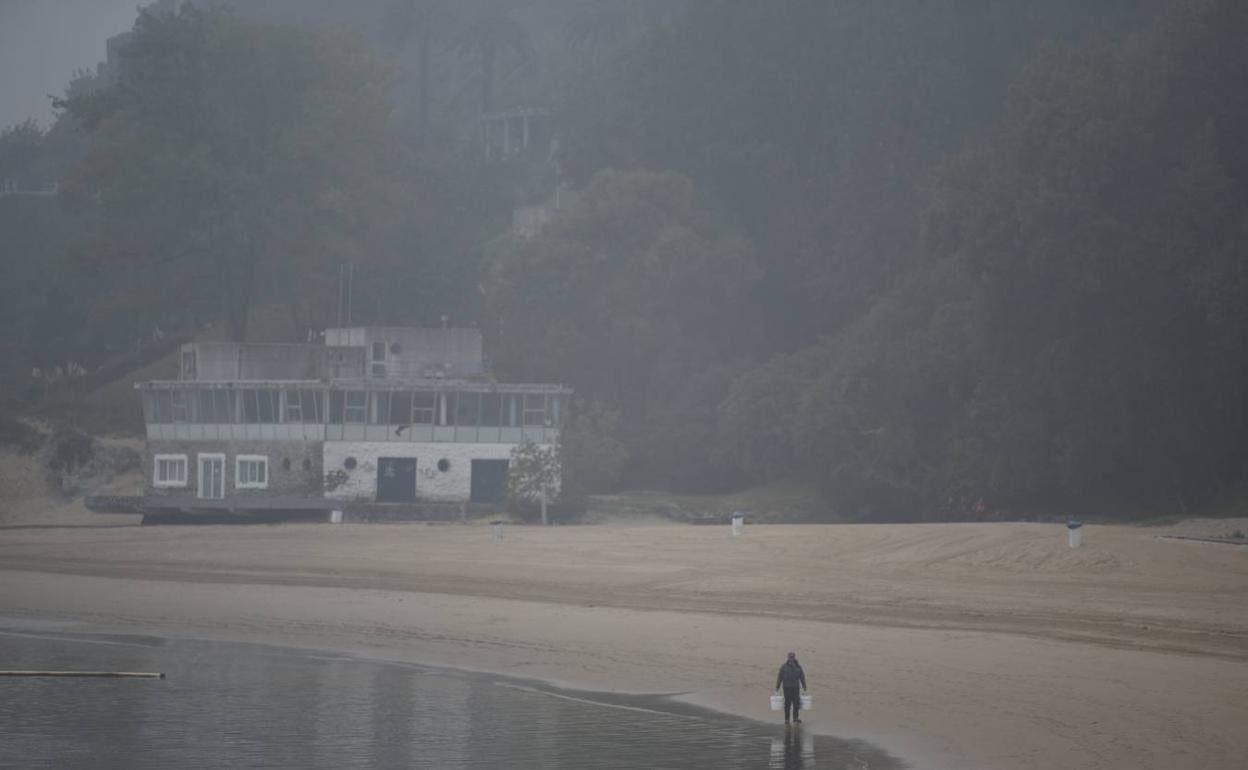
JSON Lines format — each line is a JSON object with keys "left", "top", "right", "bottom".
{"left": 198, "top": 455, "right": 225, "bottom": 500}
{"left": 470, "top": 459, "right": 509, "bottom": 504}
{"left": 377, "top": 457, "right": 417, "bottom": 503}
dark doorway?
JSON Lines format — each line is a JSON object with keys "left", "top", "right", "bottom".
{"left": 470, "top": 459, "right": 509, "bottom": 504}
{"left": 377, "top": 457, "right": 417, "bottom": 502}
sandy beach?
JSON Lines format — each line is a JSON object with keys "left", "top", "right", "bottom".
{"left": 1, "top": 519, "right": 1246, "bottom": 770}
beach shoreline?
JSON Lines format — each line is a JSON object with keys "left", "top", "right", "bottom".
{"left": 2, "top": 520, "right": 1246, "bottom": 769}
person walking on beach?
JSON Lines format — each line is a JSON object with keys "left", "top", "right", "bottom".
{"left": 775, "top": 651, "right": 807, "bottom": 725}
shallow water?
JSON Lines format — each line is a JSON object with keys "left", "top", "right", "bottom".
{"left": 0, "top": 628, "right": 903, "bottom": 769}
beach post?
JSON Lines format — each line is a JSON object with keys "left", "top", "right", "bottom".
{"left": 1067, "top": 518, "right": 1083, "bottom": 548}
{"left": 329, "top": 510, "right": 343, "bottom": 524}
{"left": 731, "top": 512, "right": 745, "bottom": 537}
{"left": 491, "top": 521, "right": 504, "bottom": 541}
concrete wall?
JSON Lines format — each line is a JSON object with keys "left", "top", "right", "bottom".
{"left": 323, "top": 441, "right": 550, "bottom": 502}
{"left": 324, "top": 327, "right": 485, "bottom": 378}
{"left": 144, "top": 440, "right": 323, "bottom": 499}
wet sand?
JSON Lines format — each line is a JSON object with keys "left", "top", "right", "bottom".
{"left": 1, "top": 521, "right": 1246, "bottom": 769}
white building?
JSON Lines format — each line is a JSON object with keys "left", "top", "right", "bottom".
{"left": 135, "top": 326, "right": 569, "bottom": 516}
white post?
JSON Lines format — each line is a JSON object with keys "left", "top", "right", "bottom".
{"left": 1067, "top": 520, "right": 1083, "bottom": 548}
{"left": 329, "top": 510, "right": 343, "bottom": 524}
{"left": 731, "top": 512, "right": 744, "bottom": 537}
{"left": 540, "top": 488, "right": 548, "bottom": 526}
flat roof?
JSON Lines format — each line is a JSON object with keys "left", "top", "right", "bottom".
{"left": 136, "top": 379, "right": 572, "bottom": 394}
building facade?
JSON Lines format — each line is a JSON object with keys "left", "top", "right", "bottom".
{"left": 136, "top": 327, "right": 570, "bottom": 514}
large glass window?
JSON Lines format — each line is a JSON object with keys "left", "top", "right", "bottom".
{"left": 154, "top": 391, "right": 173, "bottom": 423}
{"left": 503, "top": 394, "right": 521, "bottom": 427}
{"left": 456, "top": 392, "right": 481, "bottom": 427}
{"left": 241, "top": 390, "right": 258, "bottom": 423}
{"left": 344, "top": 391, "right": 367, "bottom": 424}
{"left": 240, "top": 390, "right": 279, "bottom": 423}
{"left": 195, "top": 391, "right": 215, "bottom": 423}
{"left": 261, "top": 390, "right": 277, "bottom": 423}
{"left": 480, "top": 393, "right": 502, "bottom": 427}
{"left": 170, "top": 391, "right": 189, "bottom": 423}
{"left": 187, "top": 389, "right": 216, "bottom": 424}
{"left": 329, "top": 390, "right": 368, "bottom": 424}
{"left": 413, "top": 392, "right": 436, "bottom": 425}
{"left": 215, "top": 390, "right": 233, "bottom": 424}
{"left": 302, "top": 391, "right": 323, "bottom": 424}
{"left": 283, "top": 390, "right": 303, "bottom": 423}
{"left": 370, "top": 391, "right": 391, "bottom": 425}
{"left": 523, "top": 393, "right": 546, "bottom": 427}
{"left": 391, "top": 392, "right": 412, "bottom": 424}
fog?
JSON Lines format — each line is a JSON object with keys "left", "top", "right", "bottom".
{"left": 1, "top": 5, "right": 1247, "bottom": 770}
{"left": 0, "top": 0, "right": 142, "bottom": 128}
{"left": 2, "top": 0, "right": 1246, "bottom": 520}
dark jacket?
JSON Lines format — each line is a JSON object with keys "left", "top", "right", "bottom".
{"left": 776, "top": 659, "right": 807, "bottom": 690}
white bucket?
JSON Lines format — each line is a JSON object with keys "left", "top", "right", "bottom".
{"left": 800, "top": 694, "right": 812, "bottom": 711}
{"left": 328, "top": 510, "right": 343, "bottom": 524}
{"left": 491, "top": 523, "right": 504, "bottom": 541}
{"left": 769, "top": 694, "right": 784, "bottom": 711}
{"left": 732, "top": 513, "right": 745, "bottom": 537}
{"left": 1067, "top": 520, "right": 1084, "bottom": 548}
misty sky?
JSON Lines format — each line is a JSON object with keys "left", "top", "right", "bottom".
{"left": 0, "top": 0, "right": 142, "bottom": 129}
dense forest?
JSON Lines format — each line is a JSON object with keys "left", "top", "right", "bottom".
{"left": 2, "top": 0, "right": 1245, "bottom": 520}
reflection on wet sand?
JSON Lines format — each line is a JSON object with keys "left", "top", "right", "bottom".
{"left": 771, "top": 726, "right": 816, "bottom": 768}
{"left": 0, "top": 629, "right": 903, "bottom": 769}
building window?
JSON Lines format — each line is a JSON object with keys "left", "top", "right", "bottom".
{"left": 456, "top": 392, "right": 481, "bottom": 426}
{"left": 410, "top": 392, "right": 435, "bottom": 424}
{"left": 370, "top": 391, "right": 391, "bottom": 425}
{"left": 236, "top": 455, "right": 269, "bottom": 489}
{"left": 170, "top": 391, "right": 190, "bottom": 423}
{"left": 523, "top": 393, "right": 546, "bottom": 427}
{"left": 344, "top": 391, "right": 367, "bottom": 424}
{"left": 391, "top": 392, "right": 412, "bottom": 425}
{"left": 241, "top": 389, "right": 277, "bottom": 424}
{"left": 153, "top": 454, "right": 188, "bottom": 488}
{"left": 480, "top": 393, "right": 502, "bottom": 427}
{"left": 371, "top": 341, "right": 387, "bottom": 377}
{"left": 284, "top": 390, "right": 303, "bottom": 423}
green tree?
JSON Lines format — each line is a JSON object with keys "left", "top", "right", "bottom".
{"left": 484, "top": 169, "right": 759, "bottom": 488}
{"left": 451, "top": 0, "right": 534, "bottom": 115}
{"left": 60, "top": 5, "right": 394, "bottom": 341}
{"left": 719, "top": 0, "right": 1248, "bottom": 519}
{"left": 558, "top": 401, "right": 629, "bottom": 504}
{"left": 508, "top": 440, "right": 560, "bottom": 524}
{"left": 384, "top": 0, "right": 455, "bottom": 143}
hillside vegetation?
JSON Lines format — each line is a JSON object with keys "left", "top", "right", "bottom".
{"left": 2, "top": 0, "right": 1245, "bottom": 521}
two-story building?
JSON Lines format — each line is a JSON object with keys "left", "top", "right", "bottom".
{"left": 135, "top": 327, "right": 570, "bottom": 518}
